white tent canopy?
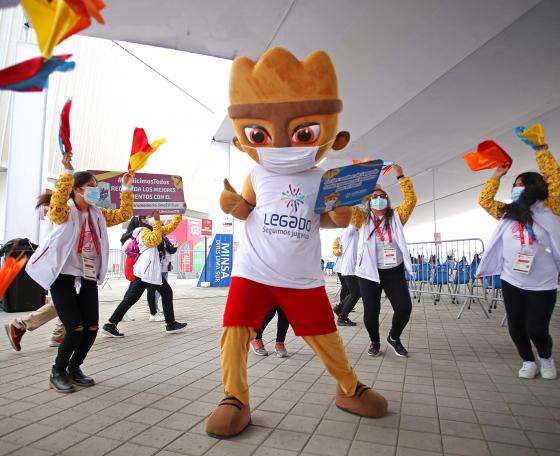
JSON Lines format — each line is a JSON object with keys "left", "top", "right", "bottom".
{"left": 83, "top": 0, "right": 560, "bottom": 230}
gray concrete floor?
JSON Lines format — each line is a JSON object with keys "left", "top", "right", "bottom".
{"left": 0, "top": 276, "right": 559, "bottom": 456}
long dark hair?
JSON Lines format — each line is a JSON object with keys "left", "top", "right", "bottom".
{"left": 36, "top": 171, "right": 96, "bottom": 208}
{"left": 368, "top": 189, "right": 394, "bottom": 229}
{"left": 502, "top": 172, "right": 548, "bottom": 226}
{"left": 120, "top": 216, "right": 149, "bottom": 245}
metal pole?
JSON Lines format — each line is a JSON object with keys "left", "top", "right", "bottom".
{"left": 432, "top": 168, "right": 438, "bottom": 260}
{"left": 204, "top": 236, "right": 208, "bottom": 283}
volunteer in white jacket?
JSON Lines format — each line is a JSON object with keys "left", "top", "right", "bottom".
{"left": 27, "top": 153, "right": 134, "bottom": 393}
{"left": 477, "top": 139, "right": 560, "bottom": 380}
{"left": 353, "top": 164, "right": 417, "bottom": 357}
{"left": 332, "top": 222, "right": 360, "bottom": 326}
{"left": 102, "top": 210, "right": 187, "bottom": 336}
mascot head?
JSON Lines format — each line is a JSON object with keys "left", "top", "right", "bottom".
{"left": 228, "top": 47, "right": 350, "bottom": 173}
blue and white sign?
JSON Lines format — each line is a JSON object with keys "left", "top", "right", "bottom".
{"left": 197, "top": 234, "right": 233, "bottom": 287}
{"left": 314, "top": 159, "right": 384, "bottom": 214}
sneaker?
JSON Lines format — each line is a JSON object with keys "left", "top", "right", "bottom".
{"left": 337, "top": 317, "right": 357, "bottom": 327}
{"left": 102, "top": 323, "right": 124, "bottom": 338}
{"left": 519, "top": 361, "right": 539, "bottom": 379}
{"left": 250, "top": 339, "right": 268, "bottom": 356}
{"left": 149, "top": 312, "right": 165, "bottom": 322}
{"left": 275, "top": 342, "right": 289, "bottom": 358}
{"left": 332, "top": 305, "right": 342, "bottom": 316}
{"left": 387, "top": 335, "right": 408, "bottom": 357}
{"left": 166, "top": 321, "right": 187, "bottom": 334}
{"left": 539, "top": 358, "right": 557, "bottom": 380}
{"left": 49, "top": 337, "right": 63, "bottom": 348}
{"left": 367, "top": 342, "right": 381, "bottom": 357}
{"left": 122, "top": 312, "right": 135, "bottom": 321}
{"left": 4, "top": 324, "right": 25, "bottom": 351}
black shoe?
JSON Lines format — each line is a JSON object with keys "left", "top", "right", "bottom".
{"left": 337, "top": 317, "right": 357, "bottom": 327}
{"left": 67, "top": 367, "right": 95, "bottom": 387}
{"left": 332, "top": 305, "right": 342, "bottom": 316}
{"left": 367, "top": 342, "right": 381, "bottom": 357}
{"left": 49, "top": 367, "right": 76, "bottom": 393}
{"left": 102, "top": 323, "right": 124, "bottom": 338}
{"left": 387, "top": 335, "right": 408, "bottom": 357}
{"left": 166, "top": 321, "right": 187, "bottom": 334}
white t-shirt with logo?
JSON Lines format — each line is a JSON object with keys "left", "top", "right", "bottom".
{"left": 232, "top": 165, "right": 324, "bottom": 289}
{"left": 61, "top": 213, "right": 99, "bottom": 278}
{"left": 500, "top": 219, "right": 558, "bottom": 291}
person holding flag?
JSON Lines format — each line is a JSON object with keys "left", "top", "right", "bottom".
{"left": 26, "top": 152, "right": 134, "bottom": 393}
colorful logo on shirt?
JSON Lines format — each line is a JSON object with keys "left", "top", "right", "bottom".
{"left": 281, "top": 184, "right": 305, "bottom": 211}
{"left": 511, "top": 223, "right": 522, "bottom": 240}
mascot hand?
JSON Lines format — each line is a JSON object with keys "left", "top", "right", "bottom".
{"left": 514, "top": 123, "right": 547, "bottom": 150}
{"left": 329, "top": 206, "right": 352, "bottom": 227}
{"left": 351, "top": 206, "right": 367, "bottom": 229}
{"left": 220, "top": 179, "right": 244, "bottom": 214}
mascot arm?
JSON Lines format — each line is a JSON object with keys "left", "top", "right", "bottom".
{"left": 333, "top": 236, "right": 342, "bottom": 256}
{"left": 479, "top": 178, "right": 505, "bottom": 220}
{"left": 321, "top": 206, "right": 351, "bottom": 228}
{"left": 536, "top": 147, "right": 560, "bottom": 216}
{"left": 395, "top": 177, "right": 417, "bottom": 225}
{"left": 220, "top": 175, "right": 256, "bottom": 221}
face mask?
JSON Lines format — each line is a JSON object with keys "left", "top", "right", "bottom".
{"left": 511, "top": 186, "right": 524, "bottom": 202}
{"left": 147, "top": 217, "right": 155, "bottom": 226}
{"left": 371, "top": 197, "right": 388, "bottom": 211}
{"left": 255, "top": 146, "right": 318, "bottom": 174}
{"left": 82, "top": 187, "right": 102, "bottom": 205}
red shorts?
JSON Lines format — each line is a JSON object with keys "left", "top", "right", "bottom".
{"left": 223, "top": 277, "right": 337, "bottom": 336}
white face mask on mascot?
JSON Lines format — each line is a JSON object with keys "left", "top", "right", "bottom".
{"left": 256, "top": 146, "right": 318, "bottom": 174}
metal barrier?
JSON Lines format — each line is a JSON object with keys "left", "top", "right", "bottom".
{"left": 406, "top": 238, "right": 504, "bottom": 320}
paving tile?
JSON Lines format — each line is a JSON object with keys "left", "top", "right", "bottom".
{"left": 127, "top": 407, "right": 173, "bottom": 425}
{"left": 401, "top": 402, "right": 438, "bottom": 418}
{"left": 158, "top": 412, "right": 204, "bottom": 432}
{"left": 354, "top": 423, "right": 398, "bottom": 445}
{"left": 396, "top": 448, "right": 443, "bottom": 456}
{"left": 442, "top": 436, "right": 490, "bottom": 456}
{"left": 8, "top": 448, "right": 55, "bottom": 456}
{"left": 277, "top": 415, "right": 320, "bottom": 434}
{"left": 440, "top": 419, "right": 484, "bottom": 439}
{"left": 483, "top": 425, "right": 532, "bottom": 447}
{"left": 131, "top": 426, "right": 183, "bottom": 449}
{"left": 107, "top": 442, "right": 158, "bottom": 456}
{"left": 303, "top": 434, "right": 351, "bottom": 456}
{"left": 164, "top": 432, "right": 217, "bottom": 455}
{"left": 228, "top": 425, "right": 272, "bottom": 445}
{"left": 252, "top": 447, "right": 298, "bottom": 456}
{"left": 398, "top": 429, "right": 442, "bottom": 452}
{"left": 348, "top": 441, "right": 395, "bottom": 456}
{"left": 250, "top": 410, "right": 285, "bottom": 428}
{"left": 476, "top": 411, "right": 520, "bottom": 429}
{"left": 205, "top": 440, "right": 257, "bottom": 456}
{"left": 2, "top": 423, "right": 60, "bottom": 446}
{"left": 68, "top": 414, "right": 120, "bottom": 434}
{"left": 400, "top": 415, "right": 439, "bottom": 434}
{"left": 525, "top": 431, "right": 560, "bottom": 451}
{"left": 30, "top": 428, "right": 90, "bottom": 453}
{"left": 437, "top": 406, "right": 477, "bottom": 423}
{"left": 0, "top": 440, "right": 21, "bottom": 456}
{"left": 97, "top": 420, "right": 150, "bottom": 441}
{"left": 314, "top": 419, "right": 357, "bottom": 439}
{"left": 487, "top": 442, "right": 538, "bottom": 456}
{"left": 63, "top": 435, "right": 122, "bottom": 456}
{"left": 263, "top": 429, "right": 310, "bottom": 452}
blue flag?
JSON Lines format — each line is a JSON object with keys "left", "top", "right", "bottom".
{"left": 197, "top": 234, "right": 234, "bottom": 287}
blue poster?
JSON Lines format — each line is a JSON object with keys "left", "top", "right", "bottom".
{"left": 197, "top": 234, "right": 234, "bottom": 287}
{"left": 314, "top": 159, "right": 384, "bottom": 214}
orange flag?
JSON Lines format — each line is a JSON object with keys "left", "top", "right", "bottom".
{"left": 0, "top": 255, "right": 28, "bottom": 298}
{"left": 128, "top": 128, "right": 166, "bottom": 172}
{"left": 463, "top": 140, "right": 512, "bottom": 172}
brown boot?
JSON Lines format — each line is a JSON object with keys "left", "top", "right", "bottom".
{"left": 335, "top": 382, "right": 388, "bottom": 417}
{"left": 206, "top": 396, "right": 251, "bottom": 438}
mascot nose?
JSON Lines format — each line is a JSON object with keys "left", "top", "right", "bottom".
{"left": 272, "top": 130, "right": 291, "bottom": 148}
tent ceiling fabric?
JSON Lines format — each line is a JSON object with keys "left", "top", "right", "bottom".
{"left": 83, "top": 0, "right": 560, "bottom": 226}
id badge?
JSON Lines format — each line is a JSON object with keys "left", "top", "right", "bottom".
{"left": 82, "top": 256, "right": 97, "bottom": 281}
{"left": 383, "top": 247, "right": 397, "bottom": 267}
{"left": 512, "top": 252, "right": 535, "bottom": 275}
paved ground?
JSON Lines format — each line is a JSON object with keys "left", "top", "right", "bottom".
{"left": 0, "top": 276, "right": 559, "bottom": 456}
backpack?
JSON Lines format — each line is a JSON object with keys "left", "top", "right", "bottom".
{"left": 124, "top": 238, "right": 140, "bottom": 262}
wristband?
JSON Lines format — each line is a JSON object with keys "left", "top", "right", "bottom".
{"left": 63, "top": 168, "right": 74, "bottom": 175}
{"left": 396, "top": 174, "right": 404, "bottom": 180}
{"left": 243, "top": 198, "right": 256, "bottom": 208}
{"left": 121, "top": 185, "right": 133, "bottom": 192}
{"left": 534, "top": 144, "right": 548, "bottom": 151}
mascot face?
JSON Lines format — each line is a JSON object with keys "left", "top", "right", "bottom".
{"left": 228, "top": 47, "right": 350, "bottom": 171}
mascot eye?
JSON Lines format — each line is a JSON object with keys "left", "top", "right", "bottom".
{"left": 292, "top": 123, "right": 320, "bottom": 144}
{"left": 244, "top": 126, "right": 271, "bottom": 145}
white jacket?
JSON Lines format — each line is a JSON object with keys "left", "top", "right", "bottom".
{"left": 355, "top": 212, "right": 412, "bottom": 283}
{"left": 476, "top": 202, "right": 560, "bottom": 278}
{"left": 26, "top": 200, "right": 109, "bottom": 289}
{"left": 132, "top": 227, "right": 163, "bottom": 285}
{"left": 339, "top": 225, "right": 359, "bottom": 276}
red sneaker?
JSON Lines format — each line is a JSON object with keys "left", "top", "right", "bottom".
{"left": 4, "top": 324, "right": 25, "bottom": 352}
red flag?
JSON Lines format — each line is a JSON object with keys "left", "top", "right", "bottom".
{"left": 58, "top": 98, "right": 72, "bottom": 154}
{"left": 128, "top": 128, "right": 166, "bottom": 172}
{"left": 463, "top": 140, "right": 512, "bottom": 172}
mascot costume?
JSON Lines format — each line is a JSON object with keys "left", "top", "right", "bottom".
{"left": 206, "top": 47, "right": 388, "bottom": 438}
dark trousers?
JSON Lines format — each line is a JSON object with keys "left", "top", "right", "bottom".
{"left": 501, "top": 280, "right": 556, "bottom": 361}
{"left": 147, "top": 272, "right": 168, "bottom": 314}
{"left": 339, "top": 275, "right": 361, "bottom": 319}
{"left": 337, "top": 272, "right": 349, "bottom": 305}
{"left": 358, "top": 263, "right": 412, "bottom": 343}
{"left": 110, "top": 276, "right": 176, "bottom": 325}
{"left": 256, "top": 306, "right": 289, "bottom": 342}
{"left": 50, "top": 274, "right": 99, "bottom": 372}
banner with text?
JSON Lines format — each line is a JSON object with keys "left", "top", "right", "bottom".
{"left": 89, "top": 170, "right": 185, "bottom": 216}
{"left": 197, "top": 234, "right": 233, "bottom": 287}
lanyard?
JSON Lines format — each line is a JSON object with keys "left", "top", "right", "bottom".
{"left": 77, "top": 211, "right": 100, "bottom": 255}
{"left": 368, "top": 215, "right": 392, "bottom": 243}
{"left": 518, "top": 223, "right": 534, "bottom": 247}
